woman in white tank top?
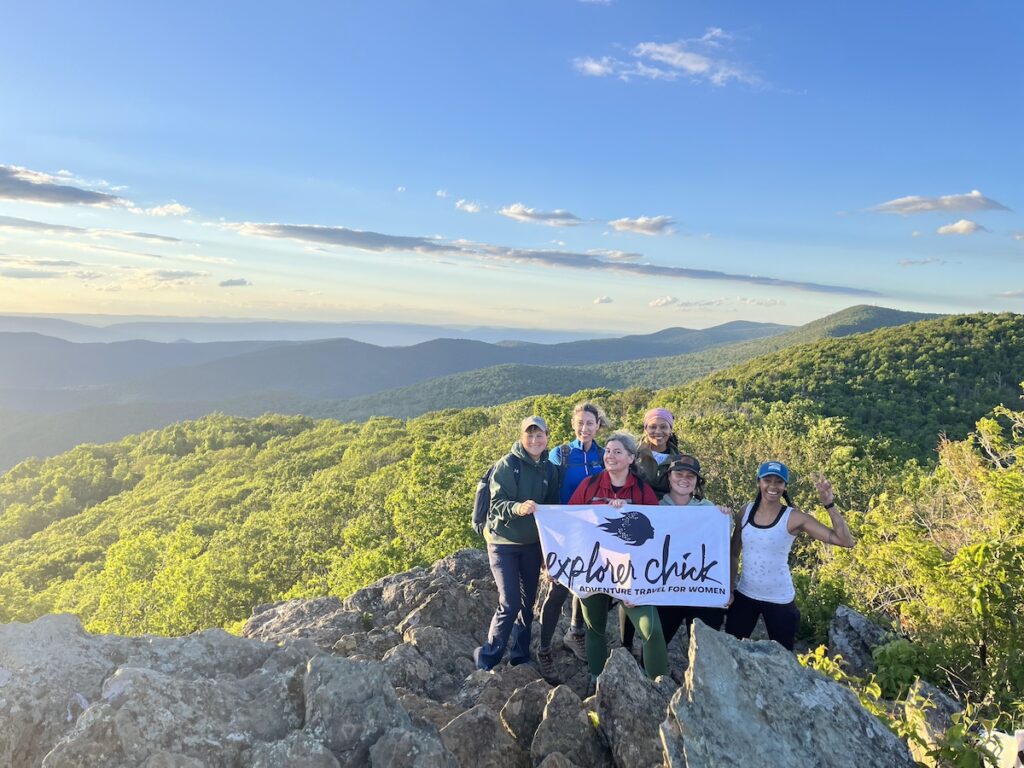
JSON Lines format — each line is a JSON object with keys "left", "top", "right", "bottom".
{"left": 725, "top": 461, "right": 855, "bottom": 650}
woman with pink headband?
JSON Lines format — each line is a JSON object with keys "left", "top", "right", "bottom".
{"left": 634, "top": 407, "right": 679, "bottom": 500}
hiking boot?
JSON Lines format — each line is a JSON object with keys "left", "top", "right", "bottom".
{"left": 563, "top": 628, "right": 587, "bottom": 661}
{"left": 537, "top": 648, "right": 556, "bottom": 680}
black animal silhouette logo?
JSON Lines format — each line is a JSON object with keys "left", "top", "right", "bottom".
{"left": 598, "top": 510, "right": 655, "bottom": 546}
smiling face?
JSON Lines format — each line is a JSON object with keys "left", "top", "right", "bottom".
{"left": 669, "top": 469, "right": 698, "bottom": 499}
{"left": 521, "top": 425, "right": 549, "bottom": 460}
{"left": 573, "top": 410, "right": 599, "bottom": 448}
{"left": 603, "top": 439, "right": 635, "bottom": 475}
{"left": 643, "top": 418, "right": 672, "bottom": 452}
{"left": 758, "top": 474, "right": 787, "bottom": 503}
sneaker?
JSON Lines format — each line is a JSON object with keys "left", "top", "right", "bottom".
{"left": 563, "top": 628, "right": 587, "bottom": 661}
{"left": 537, "top": 648, "right": 556, "bottom": 680}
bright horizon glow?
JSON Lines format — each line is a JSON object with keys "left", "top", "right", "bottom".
{"left": 1, "top": 2, "right": 1021, "bottom": 334}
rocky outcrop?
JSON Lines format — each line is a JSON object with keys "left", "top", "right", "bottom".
{"left": 662, "top": 620, "right": 917, "bottom": 768}
{"left": 827, "top": 604, "right": 897, "bottom": 677}
{"left": 1, "top": 549, "right": 954, "bottom": 767}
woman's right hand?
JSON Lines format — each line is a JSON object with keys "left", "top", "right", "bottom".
{"left": 518, "top": 500, "right": 538, "bottom": 516}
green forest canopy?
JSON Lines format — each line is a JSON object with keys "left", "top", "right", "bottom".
{"left": 0, "top": 312, "right": 1021, "bottom": 717}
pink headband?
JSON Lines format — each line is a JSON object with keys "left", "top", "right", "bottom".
{"left": 643, "top": 408, "right": 674, "bottom": 428}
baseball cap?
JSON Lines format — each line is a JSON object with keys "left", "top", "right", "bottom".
{"left": 756, "top": 461, "right": 790, "bottom": 483}
{"left": 520, "top": 415, "right": 549, "bottom": 433}
{"left": 667, "top": 454, "right": 703, "bottom": 478}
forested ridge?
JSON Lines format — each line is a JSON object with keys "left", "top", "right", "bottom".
{"left": 0, "top": 311, "right": 1021, "bottom": 721}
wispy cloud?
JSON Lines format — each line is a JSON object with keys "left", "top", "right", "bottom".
{"left": 219, "top": 278, "right": 252, "bottom": 287}
{"left": 574, "top": 28, "right": 758, "bottom": 86}
{"left": 587, "top": 248, "right": 642, "bottom": 262}
{"left": 436, "top": 189, "right": 448, "bottom": 198}
{"left": 0, "top": 214, "right": 181, "bottom": 242}
{"left": 1014, "top": 232, "right": 1024, "bottom": 241}
{"left": 593, "top": 296, "right": 613, "bottom": 304}
{"left": 609, "top": 215, "right": 675, "bottom": 236}
{"left": 231, "top": 219, "right": 877, "bottom": 296}
{"left": 0, "top": 164, "right": 129, "bottom": 207}
{"left": 0, "top": 267, "right": 62, "bottom": 279}
{"left": 736, "top": 297, "right": 783, "bottom": 307}
{"left": 874, "top": 189, "right": 1010, "bottom": 215}
{"left": 498, "top": 203, "right": 583, "bottom": 227}
{"left": 898, "top": 257, "right": 947, "bottom": 266}
{"left": 995, "top": 290, "right": 1024, "bottom": 298}
{"left": 650, "top": 296, "right": 678, "bottom": 307}
{"left": 937, "top": 219, "right": 986, "bottom": 236}
{"left": 140, "top": 202, "right": 190, "bottom": 217}
{"left": 455, "top": 199, "right": 481, "bottom": 214}
{"left": 233, "top": 222, "right": 461, "bottom": 253}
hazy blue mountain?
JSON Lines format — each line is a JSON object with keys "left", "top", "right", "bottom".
{"left": 315, "top": 305, "right": 938, "bottom": 421}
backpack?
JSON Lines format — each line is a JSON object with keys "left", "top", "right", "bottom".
{"left": 472, "top": 454, "right": 520, "bottom": 536}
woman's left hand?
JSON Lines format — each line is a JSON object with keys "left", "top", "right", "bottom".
{"left": 812, "top": 473, "right": 835, "bottom": 506}
{"left": 717, "top": 504, "right": 733, "bottom": 517}
{"left": 608, "top": 499, "right": 626, "bottom": 509}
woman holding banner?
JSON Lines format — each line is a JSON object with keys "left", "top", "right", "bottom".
{"left": 725, "top": 461, "right": 855, "bottom": 650}
{"left": 568, "top": 431, "right": 667, "bottom": 680}
{"left": 473, "top": 416, "right": 560, "bottom": 671}
{"left": 657, "top": 454, "right": 733, "bottom": 646}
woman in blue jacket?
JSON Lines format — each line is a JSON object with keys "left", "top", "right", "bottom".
{"left": 536, "top": 402, "right": 608, "bottom": 677}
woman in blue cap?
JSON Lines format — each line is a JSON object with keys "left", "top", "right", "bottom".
{"left": 725, "top": 461, "right": 854, "bottom": 650}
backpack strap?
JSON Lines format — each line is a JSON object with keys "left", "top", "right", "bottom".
{"left": 559, "top": 443, "right": 570, "bottom": 467}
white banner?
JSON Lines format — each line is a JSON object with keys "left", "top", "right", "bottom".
{"left": 535, "top": 504, "right": 731, "bottom": 607}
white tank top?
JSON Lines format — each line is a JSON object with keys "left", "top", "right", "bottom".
{"left": 736, "top": 503, "right": 796, "bottom": 603}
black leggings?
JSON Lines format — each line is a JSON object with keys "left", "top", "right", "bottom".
{"left": 724, "top": 590, "right": 800, "bottom": 651}
{"left": 538, "top": 581, "right": 585, "bottom": 650}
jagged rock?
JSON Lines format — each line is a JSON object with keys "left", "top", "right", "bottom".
{"left": 242, "top": 596, "right": 367, "bottom": 650}
{"left": 369, "top": 726, "right": 458, "bottom": 767}
{"left": 662, "top": 620, "right": 916, "bottom": 768}
{"left": 904, "top": 679, "right": 963, "bottom": 763}
{"left": 596, "top": 648, "right": 677, "bottom": 767}
{"left": 537, "top": 754, "right": 583, "bottom": 768}
{"left": 0, "top": 615, "right": 120, "bottom": 768}
{"left": 439, "top": 704, "right": 528, "bottom": 768}
{"left": 398, "top": 692, "right": 467, "bottom": 731}
{"left": 828, "top": 604, "right": 896, "bottom": 677}
{"left": 383, "top": 642, "right": 433, "bottom": 692}
{"left": 531, "top": 684, "right": 613, "bottom": 768}
{"left": 244, "top": 732, "right": 342, "bottom": 768}
{"left": 500, "top": 679, "right": 552, "bottom": 748}
{"left": 405, "top": 626, "right": 477, "bottom": 698}
{"left": 333, "top": 627, "right": 403, "bottom": 660}
{"left": 456, "top": 664, "right": 544, "bottom": 712}
{"left": 304, "top": 655, "right": 411, "bottom": 766}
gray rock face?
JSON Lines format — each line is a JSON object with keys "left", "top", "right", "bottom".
{"left": 531, "top": 685, "right": 613, "bottom": 768}
{"left": 1, "top": 550, "right": 955, "bottom": 768}
{"left": 439, "top": 704, "right": 528, "bottom": 768}
{"left": 827, "top": 604, "right": 896, "bottom": 677}
{"left": 662, "top": 620, "right": 917, "bottom": 768}
{"left": 500, "top": 678, "right": 551, "bottom": 749}
{"left": 596, "top": 648, "right": 677, "bottom": 768}
{"left": 905, "top": 678, "right": 963, "bottom": 763}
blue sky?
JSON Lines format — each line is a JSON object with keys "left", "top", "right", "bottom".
{"left": 1, "top": 1, "right": 1021, "bottom": 333}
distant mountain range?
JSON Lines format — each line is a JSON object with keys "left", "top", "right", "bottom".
{"left": 311, "top": 305, "right": 939, "bottom": 422}
{"left": 0, "top": 315, "right": 610, "bottom": 346}
{"left": 0, "top": 317, "right": 790, "bottom": 469}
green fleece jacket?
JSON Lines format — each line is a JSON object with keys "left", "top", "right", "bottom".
{"left": 484, "top": 441, "right": 559, "bottom": 545}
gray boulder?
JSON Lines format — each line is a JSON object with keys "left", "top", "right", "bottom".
{"left": 596, "top": 648, "right": 677, "bottom": 767}
{"left": 531, "top": 684, "right": 613, "bottom": 768}
{"left": 370, "top": 726, "right": 458, "bottom": 767}
{"left": 439, "top": 704, "right": 528, "bottom": 768}
{"left": 661, "top": 620, "right": 917, "bottom": 768}
{"left": 904, "top": 678, "right": 963, "bottom": 763}
{"left": 500, "top": 678, "right": 551, "bottom": 749}
{"left": 827, "top": 604, "right": 896, "bottom": 678}
{"left": 456, "top": 664, "right": 543, "bottom": 712}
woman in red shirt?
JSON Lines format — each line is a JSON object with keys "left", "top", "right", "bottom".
{"left": 569, "top": 431, "right": 667, "bottom": 680}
